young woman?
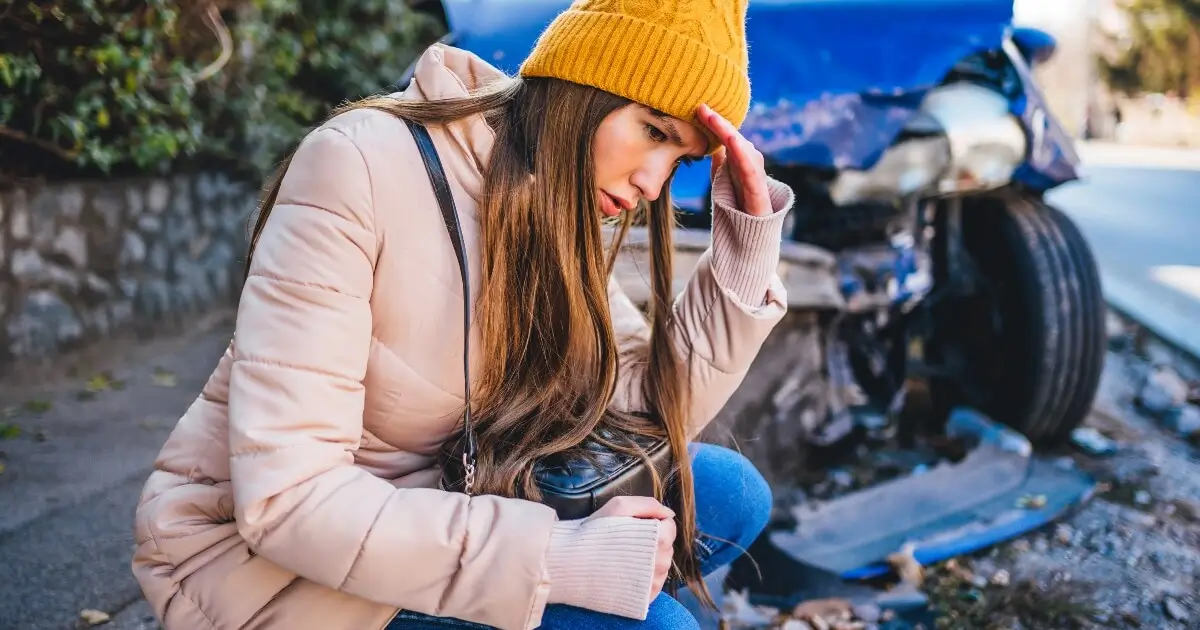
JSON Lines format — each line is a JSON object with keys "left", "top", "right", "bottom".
{"left": 133, "top": 2, "right": 794, "bottom": 629}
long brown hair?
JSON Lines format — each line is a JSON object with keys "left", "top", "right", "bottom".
{"left": 245, "top": 74, "right": 713, "bottom": 609}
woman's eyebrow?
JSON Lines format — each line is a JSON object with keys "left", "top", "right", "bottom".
{"left": 648, "top": 108, "right": 706, "bottom": 160}
{"left": 648, "top": 108, "right": 684, "bottom": 145}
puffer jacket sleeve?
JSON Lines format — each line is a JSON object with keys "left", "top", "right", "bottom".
{"left": 228, "top": 123, "right": 565, "bottom": 630}
{"left": 610, "top": 163, "right": 795, "bottom": 435}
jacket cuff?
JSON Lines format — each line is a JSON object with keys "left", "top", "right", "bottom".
{"left": 545, "top": 517, "right": 660, "bottom": 619}
{"left": 710, "top": 170, "right": 795, "bottom": 306}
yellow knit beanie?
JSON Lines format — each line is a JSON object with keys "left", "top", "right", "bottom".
{"left": 519, "top": 0, "right": 751, "bottom": 131}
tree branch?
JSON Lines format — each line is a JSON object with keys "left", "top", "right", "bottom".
{"left": 0, "top": 125, "right": 80, "bottom": 162}
{"left": 192, "top": 4, "right": 233, "bottom": 84}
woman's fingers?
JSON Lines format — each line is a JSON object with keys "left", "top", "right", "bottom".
{"left": 698, "top": 104, "right": 756, "bottom": 162}
{"left": 649, "top": 518, "right": 676, "bottom": 598}
{"left": 697, "top": 104, "right": 757, "bottom": 171}
{"left": 734, "top": 146, "right": 768, "bottom": 202}
{"left": 697, "top": 103, "right": 741, "bottom": 148}
{"left": 590, "top": 495, "right": 676, "bottom": 521}
{"left": 709, "top": 146, "right": 728, "bottom": 181}
{"left": 697, "top": 104, "right": 774, "bottom": 216}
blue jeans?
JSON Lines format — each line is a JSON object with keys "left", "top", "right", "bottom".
{"left": 386, "top": 443, "right": 772, "bottom": 630}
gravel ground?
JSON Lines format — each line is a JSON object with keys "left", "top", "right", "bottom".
{"left": 914, "top": 342, "right": 1200, "bottom": 630}
{"left": 718, "top": 313, "right": 1200, "bottom": 630}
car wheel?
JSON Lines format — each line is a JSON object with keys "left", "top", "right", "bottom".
{"left": 928, "top": 191, "right": 1105, "bottom": 445}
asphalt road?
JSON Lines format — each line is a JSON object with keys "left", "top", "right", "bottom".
{"left": 1049, "top": 150, "right": 1200, "bottom": 358}
{"left": 0, "top": 317, "right": 233, "bottom": 630}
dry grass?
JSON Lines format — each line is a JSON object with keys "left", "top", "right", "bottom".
{"left": 925, "top": 560, "right": 1100, "bottom": 630}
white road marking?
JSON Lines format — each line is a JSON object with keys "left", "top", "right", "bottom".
{"left": 1150, "top": 265, "right": 1200, "bottom": 301}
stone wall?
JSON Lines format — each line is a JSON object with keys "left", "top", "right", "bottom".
{"left": 0, "top": 173, "right": 258, "bottom": 368}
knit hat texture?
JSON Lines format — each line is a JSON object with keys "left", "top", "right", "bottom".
{"left": 519, "top": 0, "right": 751, "bottom": 130}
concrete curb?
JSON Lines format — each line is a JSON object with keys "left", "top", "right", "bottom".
{"left": 1101, "top": 269, "right": 1200, "bottom": 364}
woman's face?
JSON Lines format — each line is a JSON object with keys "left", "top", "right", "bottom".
{"left": 593, "top": 104, "right": 709, "bottom": 218}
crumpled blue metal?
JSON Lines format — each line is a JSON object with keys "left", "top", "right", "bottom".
{"left": 443, "top": 0, "right": 1075, "bottom": 211}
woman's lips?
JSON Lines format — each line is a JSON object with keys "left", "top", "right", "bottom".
{"left": 600, "top": 191, "right": 622, "bottom": 217}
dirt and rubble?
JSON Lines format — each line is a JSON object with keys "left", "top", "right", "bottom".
{"left": 718, "top": 311, "right": 1200, "bottom": 630}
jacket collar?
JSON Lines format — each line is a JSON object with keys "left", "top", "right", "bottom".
{"left": 401, "top": 44, "right": 507, "bottom": 205}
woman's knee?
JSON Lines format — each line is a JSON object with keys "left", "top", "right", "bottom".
{"left": 690, "top": 444, "right": 772, "bottom": 544}
{"left": 643, "top": 594, "right": 701, "bottom": 630}
{"left": 538, "top": 595, "right": 698, "bottom": 630}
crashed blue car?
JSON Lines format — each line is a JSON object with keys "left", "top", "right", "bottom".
{"left": 409, "top": 0, "right": 1105, "bottom": 612}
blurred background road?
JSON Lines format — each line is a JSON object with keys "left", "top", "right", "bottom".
{"left": 1053, "top": 145, "right": 1200, "bottom": 357}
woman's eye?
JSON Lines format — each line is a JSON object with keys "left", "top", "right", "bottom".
{"left": 645, "top": 123, "right": 668, "bottom": 143}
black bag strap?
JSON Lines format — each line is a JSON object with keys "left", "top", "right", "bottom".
{"left": 404, "top": 119, "right": 477, "bottom": 493}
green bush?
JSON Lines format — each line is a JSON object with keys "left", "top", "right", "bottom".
{"left": 0, "top": 1, "right": 209, "bottom": 178}
{"left": 0, "top": 0, "right": 444, "bottom": 183}
{"left": 222, "top": 0, "right": 444, "bottom": 176}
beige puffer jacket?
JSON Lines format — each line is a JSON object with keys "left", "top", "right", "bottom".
{"left": 132, "top": 44, "right": 793, "bottom": 630}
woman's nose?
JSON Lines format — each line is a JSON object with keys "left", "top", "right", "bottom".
{"left": 630, "top": 162, "right": 674, "bottom": 202}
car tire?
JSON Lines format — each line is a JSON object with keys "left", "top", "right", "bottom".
{"left": 929, "top": 191, "right": 1105, "bottom": 445}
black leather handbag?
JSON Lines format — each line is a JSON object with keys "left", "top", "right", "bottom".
{"left": 404, "top": 119, "right": 673, "bottom": 520}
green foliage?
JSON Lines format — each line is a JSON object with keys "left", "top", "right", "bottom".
{"left": 1, "top": 1, "right": 207, "bottom": 176}
{"left": 1099, "top": 0, "right": 1200, "bottom": 97}
{"left": 220, "top": 0, "right": 444, "bottom": 176}
{"left": 0, "top": 0, "right": 444, "bottom": 181}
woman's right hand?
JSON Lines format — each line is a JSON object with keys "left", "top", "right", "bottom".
{"left": 589, "top": 496, "right": 677, "bottom": 600}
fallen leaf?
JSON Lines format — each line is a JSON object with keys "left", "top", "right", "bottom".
{"left": 790, "top": 599, "right": 853, "bottom": 622}
{"left": 0, "top": 461, "right": 7, "bottom": 475}
{"left": 85, "top": 373, "right": 113, "bottom": 393}
{"left": 887, "top": 543, "right": 925, "bottom": 587}
{"left": 80, "top": 609, "right": 110, "bottom": 625}
{"left": 943, "top": 558, "right": 978, "bottom": 584}
{"left": 152, "top": 368, "right": 178, "bottom": 388}
{"left": 1016, "top": 493, "right": 1048, "bottom": 509}
{"left": 23, "top": 399, "right": 52, "bottom": 414}
{"left": 0, "top": 423, "right": 21, "bottom": 440}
